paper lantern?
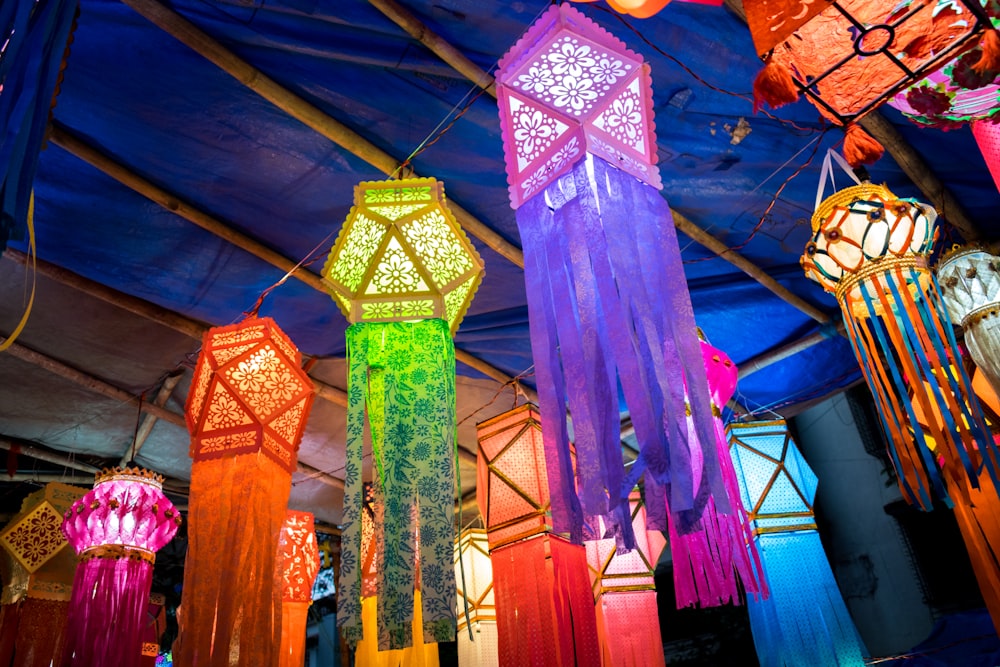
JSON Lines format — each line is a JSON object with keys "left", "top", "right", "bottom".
{"left": 354, "top": 485, "right": 439, "bottom": 667}
{"left": 498, "top": 3, "right": 723, "bottom": 559}
{"left": 566, "top": 0, "right": 723, "bottom": 21}
{"left": 801, "top": 176, "right": 999, "bottom": 510}
{"left": 728, "top": 420, "right": 868, "bottom": 666}
{"left": 0, "top": 483, "right": 84, "bottom": 667}
{"left": 175, "top": 316, "right": 316, "bottom": 667}
{"left": 585, "top": 489, "right": 666, "bottom": 667}
{"left": 140, "top": 593, "right": 166, "bottom": 667}
{"left": 974, "top": 121, "right": 1000, "bottom": 191}
{"left": 937, "top": 246, "right": 1000, "bottom": 401}
{"left": 454, "top": 529, "right": 497, "bottom": 667}
{"left": 277, "top": 511, "right": 320, "bottom": 667}
{"left": 322, "top": 177, "right": 484, "bottom": 336}
{"left": 332, "top": 178, "right": 482, "bottom": 651}
{"left": 60, "top": 467, "right": 180, "bottom": 667}
{"left": 477, "top": 405, "right": 601, "bottom": 667}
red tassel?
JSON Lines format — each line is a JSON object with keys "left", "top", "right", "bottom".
{"left": 974, "top": 29, "right": 1000, "bottom": 74}
{"left": 843, "top": 123, "right": 884, "bottom": 167}
{"left": 752, "top": 56, "right": 799, "bottom": 113}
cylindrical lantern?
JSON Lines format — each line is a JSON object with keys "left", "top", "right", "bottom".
{"left": 937, "top": 246, "right": 1000, "bottom": 400}
{"left": 60, "top": 468, "right": 180, "bottom": 667}
{"left": 454, "top": 528, "right": 497, "bottom": 667}
{"left": 497, "top": 3, "right": 725, "bottom": 561}
{"left": 801, "top": 181, "right": 999, "bottom": 510}
{"left": 277, "top": 511, "right": 320, "bottom": 667}
{"left": 728, "top": 420, "right": 868, "bottom": 667}
{"left": 585, "top": 489, "right": 666, "bottom": 667}
{"left": 477, "top": 404, "right": 601, "bottom": 667}
{"left": 175, "top": 316, "right": 316, "bottom": 667}
{"left": 326, "top": 178, "right": 484, "bottom": 651}
{"left": 0, "top": 482, "right": 84, "bottom": 667}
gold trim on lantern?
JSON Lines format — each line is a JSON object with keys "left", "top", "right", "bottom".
{"left": 961, "top": 303, "right": 1000, "bottom": 329}
{"left": 27, "top": 579, "right": 73, "bottom": 601}
{"left": 811, "top": 183, "right": 899, "bottom": 233}
{"left": 94, "top": 466, "right": 165, "bottom": 490}
{"left": 752, "top": 523, "right": 818, "bottom": 537}
{"left": 80, "top": 544, "right": 156, "bottom": 565}
{"left": 142, "top": 642, "right": 160, "bottom": 657}
{"left": 834, "top": 255, "right": 926, "bottom": 302}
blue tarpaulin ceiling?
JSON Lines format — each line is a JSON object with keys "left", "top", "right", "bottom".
{"left": 2, "top": 0, "right": 1000, "bottom": 526}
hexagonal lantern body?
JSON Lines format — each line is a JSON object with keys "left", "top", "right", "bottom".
{"left": 496, "top": 3, "right": 660, "bottom": 208}
{"left": 185, "top": 316, "right": 316, "bottom": 473}
{"left": 745, "top": 0, "right": 993, "bottom": 124}
{"left": 322, "top": 178, "right": 484, "bottom": 336}
{"left": 0, "top": 482, "right": 85, "bottom": 574}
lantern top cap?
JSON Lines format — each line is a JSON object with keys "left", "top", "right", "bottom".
{"left": 935, "top": 243, "right": 995, "bottom": 269}
{"left": 497, "top": 4, "right": 643, "bottom": 80}
{"left": 475, "top": 402, "right": 540, "bottom": 431}
{"left": 811, "top": 182, "right": 909, "bottom": 233}
{"left": 94, "top": 466, "right": 164, "bottom": 490}
{"left": 203, "top": 315, "right": 301, "bottom": 358}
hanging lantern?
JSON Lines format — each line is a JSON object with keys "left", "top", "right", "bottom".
{"left": 746, "top": 0, "right": 995, "bottom": 165}
{"left": 277, "top": 511, "right": 320, "bottom": 667}
{"left": 60, "top": 467, "right": 180, "bottom": 667}
{"left": 936, "top": 245, "right": 1000, "bottom": 400}
{"left": 477, "top": 404, "right": 601, "bottom": 666}
{"left": 454, "top": 528, "right": 497, "bottom": 667}
{"left": 665, "top": 336, "right": 766, "bottom": 609}
{"left": 355, "top": 484, "right": 439, "bottom": 667}
{"left": 974, "top": 121, "right": 1000, "bottom": 191}
{"left": 175, "top": 316, "right": 316, "bottom": 666}
{"left": 566, "top": 0, "right": 722, "bottom": 20}
{"left": 585, "top": 489, "right": 666, "bottom": 667}
{"left": 328, "top": 177, "right": 484, "bottom": 651}
{"left": 0, "top": 482, "right": 84, "bottom": 667}
{"left": 497, "top": 2, "right": 724, "bottom": 563}
{"left": 727, "top": 420, "right": 868, "bottom": 667}
{"left": 140, "top": 594, "right": 166, "bottom": 667}
{"left": 801, "top": 173, "right": 999, "bottom": 510}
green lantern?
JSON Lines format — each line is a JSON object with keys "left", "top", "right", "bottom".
{"left": 329, "top": 178, "right": 484, "bottom": 651}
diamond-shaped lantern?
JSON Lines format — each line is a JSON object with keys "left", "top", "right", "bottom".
{"left": 746, "top": 0, "right": 993, "bottom": 124}
{"left": 185, "top": 316, "right": 316, "bottom": 473}
{"left": 321, "top": 178, "right": 484, "bottom": 336}
{"left": 496, "top": 4, "right": 661, "bottom": 207}
{"left": 0, "top": 482, "right": 84, "bottom": 573}
{"left": 476, "top": 404, "right": 553, "bottom": 550}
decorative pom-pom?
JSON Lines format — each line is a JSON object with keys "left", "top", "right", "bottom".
{"left": 974, "top": 29, "right": 1000, "bottom": 74}
{"left": 843, "top": 123, "right": 884, "bottom": 167}
{"left": 753, "top": 56, "right": 799, "bottom": 113}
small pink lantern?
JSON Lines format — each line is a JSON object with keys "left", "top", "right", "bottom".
{"left": 60, "top": 468, "right": 180, "bottom": 667}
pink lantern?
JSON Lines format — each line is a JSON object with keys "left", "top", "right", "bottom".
{"left": 60, "top": 467, "right": 180, "bottom": 667}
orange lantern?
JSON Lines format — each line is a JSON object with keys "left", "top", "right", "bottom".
{"left": 175, "top": 316, "right": 316, "bottom": 667}
{"left": 585, "top": 489, "right": 666, "bottom": 667}
{"left": 747, "top": 0, "right": 995, "bottom": 165}
{"left": 277, "top": 511, "right": 320, "bottom": 667}
{"left": 0, "top": 482, "right": 84, "bottom": 667}
{"left": 477, "top": 405, "right": 600, "bottom": 667}
{"left": 567, "top": 0, "right": 722, "bottom": 19}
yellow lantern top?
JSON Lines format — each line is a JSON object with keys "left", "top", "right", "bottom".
{"left": 322, "top": 178, "right": 485, "bottom": 337}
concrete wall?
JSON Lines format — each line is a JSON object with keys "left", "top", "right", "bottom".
{"left": 792, "top": 392, "right": 935, "bottom": 656}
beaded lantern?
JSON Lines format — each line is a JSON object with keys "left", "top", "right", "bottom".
{"left": 801, "top": 179, "right": 998, "bottom": 510}
{"left": 322, "top": 177, "right": 484, "bottom": 336}
{"left": 330, "top": 179, "right": 483, "bottom": 651}
{"left": 585, "top": 490, "right": 666, "bottom": 667}
{"left": 0, "top": 482, "right": 84, "bottom": 667}
{"left": 60, "top": 468, "right": 180, "bottom": 667}
{"left": 728, "top": 420, "right": 868, "bottom": 666}
{"left": 746, "top": 0, "right": 995, "bottom": 165}
{"left": 937, "top": 246, "right": 1000, "bottom": 401}
{"left": 175, "top": 316, "right": 316, "bottom": 667}
{"left": 477, "top": 405, "right": 600, "bottom": 667}
{"left": 277, "top": 511, "right": 320, "bottom": 667}
{"left": 498, "top": 3, "right": 723, "bottom": 564}
{"left": 454, "top": 529, "right": 497, "bottom": 667}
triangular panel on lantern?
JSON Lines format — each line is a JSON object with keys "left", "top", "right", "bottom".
{"left": 454, "top": 528, "right": 497, "bottom": 667}
{"left": 328, "top": 177, "right": 484, "bottom": 652}
{"left": 175, "top": 316, "right": 317, "bottom": 667}
{"left": 277, "top": 511, "right": 321, "bottom": 667}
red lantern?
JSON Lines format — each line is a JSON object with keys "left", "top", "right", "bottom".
{"left": 175, "top": 316, "right": 316, "bottom": 667}
{"left": 477, "top": 405, "right": 600, "bottom": 667}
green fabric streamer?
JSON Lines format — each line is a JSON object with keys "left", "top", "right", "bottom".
{"left": 338, "top": 318, "right": 457, "bottom": 649}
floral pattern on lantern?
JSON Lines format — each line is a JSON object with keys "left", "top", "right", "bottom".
{"left": 322, "top": 178, "right": 484, "bottom": 335}
{"left": 277, "top": 511, "right": 320, "bottom": 667}
{"left": 60, "top": 467, "right": 180, "bottom": 667}
{"left": 0, "top": 482, "right": 82, "bottom": 574}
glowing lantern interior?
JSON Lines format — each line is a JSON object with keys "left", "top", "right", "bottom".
{"left": 0, "top": 482, "right": 84, "bottom": 574}
{"left": 322, "top": 178, "right": 484, "bottom": 335}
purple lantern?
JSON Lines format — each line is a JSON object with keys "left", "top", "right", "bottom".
{"left": 60, "top": 467, "right": 180, "bottom": 667}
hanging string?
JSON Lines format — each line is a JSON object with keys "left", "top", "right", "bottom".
{"left": 127, "top": 391, "right": 146, "bottom": 466}
{"left": 242, "top": 226, "right": 340, "bottom": 319}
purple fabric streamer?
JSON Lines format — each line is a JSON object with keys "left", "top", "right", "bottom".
{"left": 516, "top": 154, "right": 724, "bottom": 546}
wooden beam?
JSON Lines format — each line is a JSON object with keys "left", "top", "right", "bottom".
{"left": 0, "top": 437, "right": 100, "bottom": 475}
{"left": 119, "top": 372, "right": 183, "bottom": 466}
{"left": 118, "top": 0, "right": 524, "bottom": 270}
{"left": 737, "top": 322, "right": 846, "bottom": 379}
